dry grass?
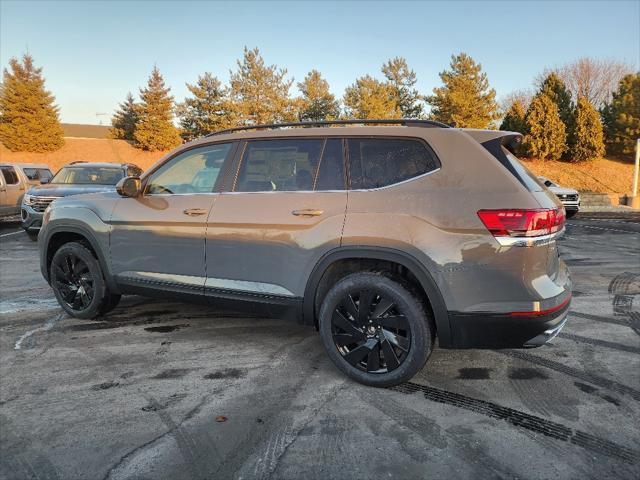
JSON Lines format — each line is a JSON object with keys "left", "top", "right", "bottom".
{"left": 0, "top": 138, "right": 166, "bottom": 172}
{"left": 523, "top": 157, "right": 634, "bottom": 194}
{"left": 0, "top": 138, "right": 634, "bottom": 193}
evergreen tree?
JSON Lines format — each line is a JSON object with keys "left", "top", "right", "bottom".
{"left": 539, "top": 72, "right": 574, "bottom": 149}
{"left": 177, "top": 72, "right": 232, "bottom": 141}
{"left": 601, "top": 73, "right": 640, "bottom": 156}
{"left": 571, "top": 96, "right": 605, "bottom": 162}
{"left": 500, "top": 99, "right": 527, "bottom": 134}
{"left": 343, "top": 75, "right": 400, "bottom": 119}
{"left": 381, "top": 57, "right": 423, "bottom": 118}
{"left": 524, "top": 93, "right": 566, "bottom": 160}
{"left": 0, "top": 54, "right": 64, "bottom": 152}
{"left": 109, "top": 92, "right": 138, "bottom": 141}
{"left": 426, "top": 53, "right": 498, "bottom": 128}
{"left": 133, "top": 66, "right": 182, "bottom": 151}
{"left": 297, "top": 70, "right": 339, "bottom": 122}
{"left": 229, "top": 47, "right": 296, "bottom": 124}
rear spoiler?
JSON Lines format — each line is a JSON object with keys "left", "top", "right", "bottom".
{"left": 461, "top": 129, "right": 523, "bottom": 150}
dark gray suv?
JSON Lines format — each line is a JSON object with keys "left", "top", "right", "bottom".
{"left": 22, "top": 161, "right": 142, "bottom": 240}
{"left": 38, "top": 120, "right": 571, "bottom": 387}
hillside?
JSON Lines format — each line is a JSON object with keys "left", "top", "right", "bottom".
{"left": 0, "top": 138, "right": 166, "bottom": 172}
{"left": 61, "top": 123, "right": 111, "bottom": 139}
{"left": 524, "top": 157, "right": 633, "bottom": 194}
{"left": 0, "top": 138, "right": 634, "bottom": 193}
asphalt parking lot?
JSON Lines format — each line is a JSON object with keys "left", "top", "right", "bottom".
{"left": 1, "top": 212, "right": 639, "bottom": 480}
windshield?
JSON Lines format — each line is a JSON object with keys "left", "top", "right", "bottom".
{"left": 51, "top": 166, "right": 124, "bottom": 185}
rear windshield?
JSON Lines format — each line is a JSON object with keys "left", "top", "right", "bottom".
{"left": 481, "top": 138, "right": 543, "bottom": 192}
{"left": 500, "top": 147, "right": 544, "bottom": 192}
{"left": 51, "top": 167, "right": 124, "bottom": 185}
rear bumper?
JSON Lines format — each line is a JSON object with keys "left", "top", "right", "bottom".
{"left": 561, "top": 200, "right": 580, "bottom": 211}
{"left": 448, "top": 296, "right": 571, "bottom": 349}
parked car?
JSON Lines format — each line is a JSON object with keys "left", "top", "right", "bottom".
{"left": 538, "top": 176, "right": 580, "bottom": 218}
{"left": 38, "top": 120, "right": 571, "bottom": 387}
{"left": 0, "top": 163, "right": 53, "bottom": 219}
{"left": 22, "top": 161, "right": 142, "bottom": 240}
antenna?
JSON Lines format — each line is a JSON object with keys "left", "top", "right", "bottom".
{"left": 95, "top": 113, "right": 107, "bottom": 125}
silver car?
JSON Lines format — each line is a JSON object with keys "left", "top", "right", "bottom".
{"left": 38, "top": 120, "right": 571, "bottom": 387}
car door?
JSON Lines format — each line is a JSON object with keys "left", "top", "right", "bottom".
{"left": 205, "top": 137, "right": 347, "bottom": 302}
{"left": 0, "top": 173, "right": 7, "bottom": 216}
{"left": 0, "top": 165, "right": 25, "bottom": 216}
{"left": 109, "top": 142, "right": 237, "bottom": 294}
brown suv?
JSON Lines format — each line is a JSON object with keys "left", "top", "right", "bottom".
{"left": 38, "top": 120, "right": 571, "bottom": 387}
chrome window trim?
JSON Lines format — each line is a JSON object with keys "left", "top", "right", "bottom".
{"left": 494, "top": 227, "right": 565, "bottom": 247}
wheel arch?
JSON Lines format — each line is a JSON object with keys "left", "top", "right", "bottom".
{"left": 42, "top": 225, "right": 119, "bottom": 293}
{"left": 303, "top": 247, "right": 452, "bottom": 348}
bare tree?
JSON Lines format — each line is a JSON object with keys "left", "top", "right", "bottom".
{"left": 546, "top": 58, "right": 633, "bottom": 107}
{"left": 500, "top": 89, "right": 534, "bottom": 113}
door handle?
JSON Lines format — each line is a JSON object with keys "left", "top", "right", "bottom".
{"left": 292, "top": 209, "right": 324, "bottom": 217}
{"left": 183, "top": 208, "right": 208, "bottom": 216}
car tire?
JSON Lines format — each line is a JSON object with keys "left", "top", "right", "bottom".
{"left": 50, "top": 242, "right": 113, "bottom": 319}
{"left": 318, "top": 272, "right": 434, "bottom": 387}
{"left": 26, "top": 231, "right": 38, "bottom": 242}
{"left": 566, "top": 210, "right": 578, "bottom": 219}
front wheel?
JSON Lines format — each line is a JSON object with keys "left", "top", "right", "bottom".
{"left": 50, "top": 242, "right": 113, "bottom": 319}
{"left": 26, "top": 230, "right": 38, "bottom": 242}
{"left": 318, "top": 272, "right": 434, "bottom": 387}
{"left": 565, "top": 210, "right": 578, "bottom": 219}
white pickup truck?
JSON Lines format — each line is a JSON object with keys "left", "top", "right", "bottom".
{"left": 0, "top": 163, "right": 53, "bottom": 218}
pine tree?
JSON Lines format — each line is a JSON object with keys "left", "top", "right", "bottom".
{"left": 524, "top": 94, "right": 566, "bottom": 160}
{"left": 601, "top": 73, "right": 640, "bottom": 156}
{"left": 0, "top": 54, "right": 64, "bottom": 152}
{"left": 109, "top": 92, "right": 138, "bottom": 141}
{"left": 297, "top": 70, "right": 339, "bottom": 122}
{"left": 539, "top": 72, "right": 574, "bottom": 149}
{"left": 229, "top": 47, "right": 296, "bottom": 124}
{"left": 381, "top": 57, "right": 423, "bottom": 118}
{"left": 571, "top": 96, "right": 605, "bottom": 162}
{"left": 177, "top": 73, "right": 232, "bottom": 141}
{"left": 426, "top": 53, "right": 498, "bottom": 128}
{"left": 343, "top": 75, "right": 400, "bottom": 119}
{"left": 133, "top": 66, "right": 182, "bottom": 151}
{"left": 500, "top": 99, "right": 527, "bottom": 134}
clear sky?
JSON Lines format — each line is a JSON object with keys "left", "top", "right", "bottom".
{"left": 1, "top": 0, "right": 638, "bottom": 124}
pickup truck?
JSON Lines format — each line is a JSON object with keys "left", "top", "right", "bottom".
{"left": 0, "top": 163, "right": 53, "bottom": 219}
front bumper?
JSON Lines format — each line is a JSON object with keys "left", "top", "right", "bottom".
{"left": 561, "top": 200, "right": 580, "bottom": 211}
{"left": 21, "top": 205, "right": 44, "bottom": 231}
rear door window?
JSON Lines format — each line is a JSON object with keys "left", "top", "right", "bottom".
{"left": 235, "top": 138, "right": 345, "bottom": 192}
{"left": 347, "top": 138, "right": 439, "bottom": 189}
{"left": 23, "top": 168, "right": 53, "bottom": 181}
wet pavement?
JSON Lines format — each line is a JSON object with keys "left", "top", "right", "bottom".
{"left": 1, "top": 213, "right": 639, "bottom": 479}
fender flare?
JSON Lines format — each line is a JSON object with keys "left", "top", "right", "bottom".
{"left": 302, "top": 246, "right": 452, "bottom": 348}
{"left": 41, "top": 224, "right": 120, "bottom": 293}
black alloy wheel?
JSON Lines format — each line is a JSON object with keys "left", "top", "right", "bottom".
{"left": 52, "top": 251, "right": 95, "bottom": 310}
{"left": 319, "top": 272, "right": 434, "bottom": 387}
{"left": 331, "top": 289, "right": 411, "bottom": 373}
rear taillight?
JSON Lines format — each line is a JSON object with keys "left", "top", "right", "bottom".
{"left": 477, "top": 208, "right": 565, "bottom": 238}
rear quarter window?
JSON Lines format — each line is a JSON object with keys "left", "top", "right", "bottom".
{"left": 347, "top": 138, "right": 439, "bottom": 189}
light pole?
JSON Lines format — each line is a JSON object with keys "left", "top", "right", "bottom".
{"left": 632, "top": 139, "right": 640, "bottom": 208}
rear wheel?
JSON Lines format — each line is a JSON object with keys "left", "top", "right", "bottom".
{"left": 26, "top": 230, "right": 38, "bottom": 242}
{"left": 318, "top": 272, "right": 434, "bottom": 387}
{"left": 50, "top": 242, "right": 114, "bottom": 319}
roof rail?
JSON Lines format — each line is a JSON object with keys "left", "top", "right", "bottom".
{"left": 205, "top": 119, "right": 450, "bottom": 137}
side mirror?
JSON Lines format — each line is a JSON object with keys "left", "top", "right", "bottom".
{"left": 40, "top": 178, "right": 50, "bottom": 184}
{"left": 116, "top": 176, "right": 142, "bottom": 198}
